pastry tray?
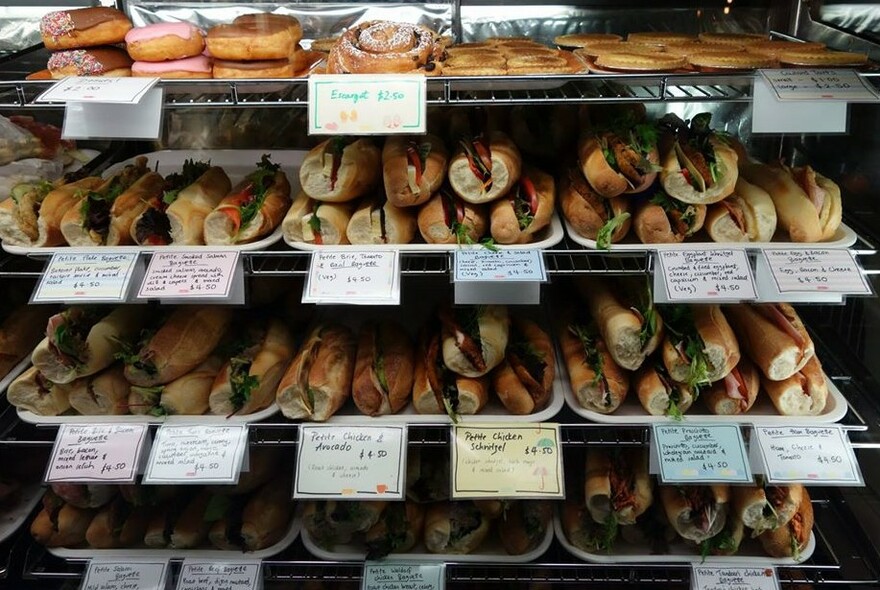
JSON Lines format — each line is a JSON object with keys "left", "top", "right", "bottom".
{"left": 1, "top": 149, "right": 309, "bottom": 255}
{"left": 0, "top": 483, "right": 43, "bottom": 545}
{"left": 0, "top": 356, "right": 32, "bottom": 399}
{"left": 301, "top": 518, "right": 553, "bottom": 563}
{"left": 563, "top": 217, "right": 859, "bottom": 251}
{"left": 16, "top": 399, "right": 280, "bottom": 425}
{"left": 560, "top": 364, "right": 848, "bottom": 425}
{"left": 46, "top": 516, "right": 300, "bottom": 561}
{"left": 553, "top": 512, "right": 816, "bottom": 565}
{"left": 284, "top": 212, "right": 565, "bottom": 252}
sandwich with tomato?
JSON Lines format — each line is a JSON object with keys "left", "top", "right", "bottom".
{"left": 299, "top": 137, "right": 380, "bottom": 202}
{"left": 559, "top": 166, "right": 631, "bottom": 248}
{"left": 489, "top": 164, "right": 555, "bottom": 244}
{"left": 448, "top": 131, "right": 521, "bottom": 204}
{"left": 661, "top": 304, "right": 740, "bottom": 389}
{"left": 417, "top": 186, "right": 488, "bottom": 245}
{"left": 283, "top": 191, "right": 354, "bottom": 245}
{"left": 382, "top": 134, "right": 448, "bottom": 207}
{"left": 633, "top": 190, "right": 706, "bottom": 244}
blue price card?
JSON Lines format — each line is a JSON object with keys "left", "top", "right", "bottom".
{"left": 453, "top": 249, "right": 547, "bottom": 282}
{"left": 652, "top": 424, "right": 752, "bottom": 484}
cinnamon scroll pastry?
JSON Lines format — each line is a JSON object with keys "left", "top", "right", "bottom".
{"left": 327, "top": 21, "right": 446, "bottom": 74}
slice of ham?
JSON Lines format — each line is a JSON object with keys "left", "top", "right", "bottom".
{"left": 723, "top": 367, "right": 750, "bottom": 411}
{"left": 721, "top": 198, "right": 747, "bottom": 234}
{"left": 756, "top": 304, "right": 806, "bottom": 349}
{"left": 46, "top": 313, "right": 64, "bottom": 343}
{"left": 793, "top": 166, "right": 826, "bottom": 214}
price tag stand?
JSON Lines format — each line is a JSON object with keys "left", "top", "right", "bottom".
{"left": 82, "top": 558, "right": 170, "bottom": 590}
{"left": 452, "top": 249, "right": 547, "bottom": 305}
{"left": 754, "top": 249, "right": 871, "bottom": 303}
{"left": 137, "top": 251, "right": 245, "bottom": 304}
{"left": 654, "top": 250, "right": 757, "bottom": 303}
{"left": 303, "top": 250, "right": 401, "bottom": 305}
{"left": 650, "top": 424, "right": 752, "bottom": 484}
{"left": 45, "top": 424, "right": 150, "bottom": 484}
{"left": 177, "top": 560, "right": 262, "bottom": 590}
{"left": 692, "top": 565, "right": 780, "bottom": 590}
{"left": 751, "top": 425, "right": 864, "bottom": 486}
{"left": 32, "top": 251, "right": 142, "bottom": 304}
{"left": 362, "top": 562, "right": 445, "bottom": 590}
{"left": 143, "top": 425, "right": 249, "bottom": 485}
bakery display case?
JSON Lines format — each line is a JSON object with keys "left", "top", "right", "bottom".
{"left": 0, "top": 0, "right": 880, "bottom": 588}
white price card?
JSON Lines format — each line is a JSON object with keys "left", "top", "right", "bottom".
{"left": 758, "top": 69, "right": 880, "bottom": 102}
{"left": 363, "top": 563, "right": 445, "bottom": 590}
{"left": 37, "top": 76, "right": 160, "bottom": 104}
{"left": 177, "top": 560, "right": 262, "bottom": 590}
{"left": 692, "top": 565, "right": 780, "bottom": 590}
{"left": 308, "top": 74, "right": 426, "bottom": 135}
{"left": 451, "top": 423, "right": 564, "bottom": 499}
{"left": 303, "top": 250, "right": 400, "bottom": 305}
{"left": 32, "top": 251, "right": 139, "bottom": 303}
{"left": 46, "top": 424, "right": 148, "bottom": 484}
{"left": 143, "top": 425, "right": 248, "bottom": 485}
{"left": 655, "top": 249, "right": 757, "bottom": 302}
{"left": 752, "top": 425, "right": 863, "bottom": 486}
{"left": 62, "top": 89, "right": 163, "bottom": 140}
{"left": 453, "top": 249, "right": 547, "bottom": 282}
{"left": 651, "top": 424, "right": 752, "bottom": 484}
{"left": 761, "top": 249, "right": 871, "bottom": 295}
{"left": 82, "top": 558, "right": 169, "bottom": 590}
{"left": 294, "top": 425, "right": 406, "bottom": 499}
{"left": 137, "top": 251, "right": 240, "bottom": 300}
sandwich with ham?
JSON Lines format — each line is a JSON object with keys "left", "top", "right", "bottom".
{"left": 559, "top": 315, "right": 629, "bottom": 414}
{"left": 383, "top": 134, "right": 448, "bottom": 207}
{"left": 633, "top": 190, "right": 706, "bottom": 244}
{"left": 762, "top": 356, "right": 829, "bottom": 416}
{"left": 723, "top": 303, "right": 815, "bottom": 381}
{"left": 661, "top": 304, "right": 740, "bottom": 389}
{"left": 659, "top": 112, "right": 738, "bottom": 204}
{"left": 490, "top": 317, "right": 555, "bottom": 415}
{"left": 417, "top": 187, "right": 488, "bottom": 245}
{"left": 440, "top": 305, "right": 509, "bottom": 378}
{"left": 7, "top": 366, "right": 73, "bottom": 416}
{"left": 489, "top": 165, "right": 555, "bottom": 244}
{"left": 705, "top": 178, "right": 777, "bottom": 243}
{"left": 346, "top": 193, "right": 418, "bottom": 245}
{"left": 282, "top": 191, "right": 353, "bottom": 245}
{"left": 299, "top": 137, "right": 380, "bottom": 202}
{"left": 448, "top": 131, "right": 522, "bottom": 204}
{"left": 352, "top": 321, "right": 414, "bottom": 417}
{"left": 585, "top": 449, "right": 654, "bottom": 543}
{"left": 634, "top": 361, "right": 695, "bottom": 419}
{"left": 758, "top": 487, "right": 813, "bottom": 559}
{"left": 204, "top": 155, "right": 291, "bottom": 245}
{"left": 703, "top": 357, "right": 760, "bottom": 415}
{"left": 733, "top": 482, "right": 803, "bottom": 537}
{"left": 67, "top": 364, "right": 129, "bottom": 415}
{"left": 559, "top": 166, "right": 631, "bottom": 248}
{"left": 660, "top": 484, "right": 730, "bottom": 543}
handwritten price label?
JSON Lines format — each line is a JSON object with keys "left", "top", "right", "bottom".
{"left": 33, "top": 252, "right": 139, "bottom": 303}
{"left": 138, "top": 251, "right": 239, "bottom": 299}
{"left": 309, "top": 74, "right": 426, "bottom": 134}
{"left": 451, "top": 423, "right": 563, "bottom": 499}
{"left": 83, "top": 559, "right": 169, "bottom": 590}
{"left": 762, "top": 249, "right": 871, "bottom": 295}
{"left": 143, "top": 425, "right": 248, "bottom": 485}
{"left": 759, "top": 69, "right": 880, "bottom": 102}
{"left": 37, "top": 76, "right": 159, "bottom": 104}
{"left": 692, "top": 566, "right": 779, "bottom": 590}
{"left": 753, "top": 426, "right": 863, "bottom": 485}
{"left": 46, "top": 424, "right": 148, "bottom": 484}
{"left": 304, "top": 250, "right": 400, "bottom": 305}
{"left": 363, "top": 563, "right": 445, "bottom": 590}
{"left": 454, "top": 249, "right": 546, "bottom": 282}
{"left": 652, "top": 424, "right": 752, "bottom": 484}
{"left": 294, "top": 425, "right": 406, "bottom": 499}
{"left": 177, "top": 560, "right": 261, "bottom": 590}
{"left": 656, "top": 249, "right": 756, "bottom": 302}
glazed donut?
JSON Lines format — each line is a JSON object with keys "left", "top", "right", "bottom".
{"left": 212, "top": 58, "right": 294, "bottom": 78}
{"left": 40, "top": 7, "right": 132, "bottom": 50}
{"left": 132, "top": 55, "right": 212, "bottom": 78}
{"left": 327, "top": 21, "right": 445, "bottom": 74}
{"left": 233, "top": 13, "right": 302, "bottom": 46}
{"left": 206, "top": 20, "right": 296, "bottom": 61}
{"left": 125, "top": 23, "right": 205, "bottom": 61}
{"left": 47, "top": 47, "right": 133, "bottom": 78}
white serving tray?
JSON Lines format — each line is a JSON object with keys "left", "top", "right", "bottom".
{"left": 47, "top": 517, "right": 300, "bottom": 560}
{"left": 16, "top": 401, "right": 280, "bottom": 426}
{"left": 560, "top": 365, "right": 848, "bottom": 425}
{"left": 301, "top": 517, "right": 553, "bottom": 563}
{"left": 284, "top": 213, "right": 565, "bottom": 252}
{"left": 564, "top": 217, "right": 858, "bottom": 251}
{"left": 0, "top": 483, "right": 43, "bottom": 545}
{"left": 2, "top": 149, "right": 309, "bottom": 255}
{"left": 553, "top": 512, "right": 816, "bottom": 565}
{"left": 0, "top": 357, "right": 33, "bottom": 399}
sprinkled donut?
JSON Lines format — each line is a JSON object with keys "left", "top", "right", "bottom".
{"left": 327, "top": 21, "right": 445, "bottom": 74}
{"left": 47, "top": 47, "right": 133, "bottom": 78}
{"left": 40, "top": 7, "right": 132, "bottom": 50}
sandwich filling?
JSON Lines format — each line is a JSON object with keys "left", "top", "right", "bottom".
{"left": 10, "top": 180, "right": 54, "bottom": 241}
{"left": 321, "top": 137, "right": 352, "bottom": 191}
{"left": 660, "top": 112, "right": 726, "bottom": 192}
{"left": 459, "top": 134, "right": 493, "bottom": 192}
{"left": 79, "top": 157, "right": 149, "bottom": 243}
{"left": 512, "top": 176, "right": 539, "bottom": 230}
{"left": 448, "top": 503, "right": 483, "bottom": 548}
{"left": 136, "top": 159, "right": 210, "bottom": 245}
{"left": 406, "top": 141, "right": 431, "bottom": 195}
{"left": 218, "top": 154, "right": 279, "bottom": 236}
{"left": 722, "top": 367, "right": 751, "bottom": 412}
{"left": 47, "top": 307, "right": 103, "bottom": 368}
{"left": 596, "top": 113, "right": 659, "bottom": 188}
{"left": 570, "top": 323, "right": 611, "bottom": 408}
{"left": 425, "top": 332, "right": 460, "bottom": 422}
{"left": 656, "top": 364, "right": 685, "bottom": 420}
{"left": 664, "top": 305, "right": 712, "bottom": 390}
{"left": 365, "top": 503, "right": 409, "bottom": 559}
{"left": 508, "top": 335, "right": 548, "bottom": 403}
{"left": 680, "top": 486, "right": 721, "bottom": 535}
{"left": 650, "top": 191, "right": 700, "bottom": 237}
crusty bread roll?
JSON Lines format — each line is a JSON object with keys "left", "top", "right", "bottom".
{"left": 733, "top": 483, "right": 803, "bottom": 537}
{"left": 739, "top": 162, "right": 826, "bottom": 242}
{"left": 703, "top": 357, "right": 760, "bottom": 415}
{"left": 424, "top": 502, "right": 491, "bottom": 554}
{"left": 68, "top": 364, "right": 130, "bottom": 415}
{"left": 7, "top": 366, "right": 72, "bottom": 416}
{"left": 448, "top": 131, "right": 521, "bottom": 204}
{"left": 705, "top": 177, "right": 777, "bottom": 243}
{"left": 165, "top": 166, "right": 232, "bottom": 245}
{"left": 352, "top": 321, "right": 414, "bottom": 416}
{"left": 299, "top": 138, "right": 380, "bottom": 202}
{"left": 723, "top": 303, "right": 814, "bottom": 381}
{"left": 440, "top": 305, "right": 509, "bottom": 378}
{"left": 661, "top": 305, "right": 740, "bottom": 385}
{"left": 383, "top": 134, "right": 448, "bottom": 208}
{"left": 758, "top": 487, "right": 813, "bottom": 558}
{"left": 283, "top": 191, "right": 354, "bottom": 245}
{"left": 560, "top": 321, "right": 629, "bottom": 414}
{"left": 661, "top": 135, "right": 738, "bottom": 204}
{"left": 762, "top": 356, "right": 828, "bottom": 416}
{"left": 791, "top": 165, "right": 843, "bottom": 241}
{"left": 660, "top": 484, "right": 730, "bottom": 543}
{"left": 203, "top": 168, "right": 291, "bottom": 245}
{"left": 412, "top": 329, "right": 489, "bottom": 416}
{"left": 489, "top": 164, "right": 555, "bottom": 245}
{"left": 578, "top": 131, "right": 660, "bottom": 198}
{"left": 585, "top": 448, "right": 653, "bottom": 525}
{"left": 31, "top": 502, "right": 94, "bottom": 547}
{"left": 346, "top": 196, "right": 417, "bottom": 245}
{"left": 417, "top": 190, "right": 488, "bottom": 244}
{"left": 634, "top": 362, "right": 694, "bottom": 417}
{"left": 490, "top": 317, "right": 555, "bottom": 415}
{"left": 558, "top": 166, "right": 631, "bottom": 246}
{"left": 633, "top": 193, "right": 706, "bottom": 244}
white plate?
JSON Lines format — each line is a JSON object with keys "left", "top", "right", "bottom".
{"left": 284, "top": 213, "right": 565, "bottom": 252}
{"left": 561, "top": 365, "right": 848, "bottom": 425}
{"left": 554, "top": 512, "right": 816, "bottom": 564}
{"left": 47, "top": 517, "right": 300, "bottom": 560}
{"left": 564, "top": 217, "right": 858, "bottom": 251}
{"left": 1, "top": 149, "right": 309, "bottom": 256}
{"left": 16, "top": 401, "right": 280, "bottom": 426}
{"left": 0, "top": 356, "right": 32, "bottom": 398}
{"left": 301, "top": 517, "right": 553, "bottom": 563}
{"left": 0, "top": 483, "right": 43, "bottom": 545}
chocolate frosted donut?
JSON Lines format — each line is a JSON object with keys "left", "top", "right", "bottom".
{"left": 47, "top": 47, "right": 133, "bottom": 78}
{"left": 327, "top": 21, "right": 445, "bottom": 74}
{"left": 40, "top": 7, "right": 132, "bottom": 50}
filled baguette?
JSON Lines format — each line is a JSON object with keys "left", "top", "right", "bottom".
{"left": 300, "top": 137, "right": 380, "bottom": 202}
{"left": 489, "top": 164, "right": 555, "bottom": 244}
{"left": 723, "top": 303, "right": 814, "bottom": 381}
{"left": 448, "top": 131, "right": 521, "bottom": 204}
{"left": 490, "top": 317, "right": 555, "bottom": 415}
{"left": 558, "top": 166, "right": 631, "bottom": 248}
{"left": 283, "top": 191, "right": 354, "bottom": 245}
{"left": 383, "top": 134, "right": 448, "bottom": 208}
{"left": 352, "top": 321, "right": 414, "bottom": 416}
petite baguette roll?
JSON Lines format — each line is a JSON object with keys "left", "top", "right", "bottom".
{"left": 170, "top": 491, "right": 212, "bottom": 549}
{"left": 490, "top": 317, "right": 555, "bottom": 415}
{"left": 67, "top": 364, "right": 130, "bottom": 415}
{"left": 417, "top": 189, "right": 488, "bottom": 244}
{"left": 7, "top": 366, "right": 72, "bottom": 415}
{"left": 585, "top": 448, "right": 653, "bottom": 525}
{"left": 129, "top": 355, "right": 224, "bottom": 416}
{"left": 0, "top": 304, "right": 56, "bottom": 378}
{"left": 86, "top": 497, "right": 150, "bottom": 549}
{"left": 166, "top": 166, "right": 232, "bottom": 245}
{"left": 758, "top": 487, "right": 813, "bottom": 558}
{"left": 440, "top": 305, "right": 509, "bottom": 378}
{"left": 203, "top": 165, "right": 291, "bottom": 245}
{"left": 661, "top": 305, "right": 740, "bottom": 385}
{"left": 241, "top": 479, "right": 294, "bottom": 550}
{"left": 352, "top": 321, "right": 414, "bottom": 416}
{"left": 634, "top": 362, "right": 694, "bottom": 417}
{"left": 424, "top": 502, "right": 491, "bottom": 554}
{"left": 107, "top": 171, "right": 165, "bottom": 246}
{"left": 489, "top": 164, "right": 555, "bottom": 245}
{"left": 558, "top": 166, "right": 631, "bottom": 246}
{"left": 739, "top": 162, "right": 826, "bottom": 242}
{"left": 702, "top": 357, "right": 760, "bottom": 415}
{"left": 412, "top": 329, "right": 489, "bottom": 416}
{"left": 31, "top": 502, "right": 94, "bottom": 547}
{"left": 346, "top": 195, "right": 417, "bottom": 245}
{"left": 661, "top": 134, "right": 738, "bottom": 204}
{"left": 383, "top": 134, "right": 448, "bottom": 207}
{"left": 660, "top": 484, "right": 730, "bottom": 543}
{"left": 633, "top": 193, "right": 706, "bottom": 244}
{"left": 578, "top": 131, "right": 660, "bottom": 198}
{"left": 733, "top": 483, "right": 803, "bottom": 537}
{"left": 762, "top": 356, "right": 828, "bottom": 416}
{"left": 300, "top": 138, "right": 381, "bottom": 202}
{"left": 448, "top": 131, "right": 522, "bottom": 204}
{"left": 560, "top": 321, "right": 629, "bottom": 414}
{"left": 365, "top": 502, "right": 426, "bottom": 558}
{"left": 705, "top": 178, "right": 777, "bottom": 243}
{"left": 283, "top": 192, "right": 354, "bottom": 245}
{"left": 723, "top": 303, "right": 814, "bottom": 381}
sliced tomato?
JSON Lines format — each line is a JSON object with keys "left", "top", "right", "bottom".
{"left": 520, "top": 176, "right": 538, "bottom": 215}
{"left": 473, "top": 137, "right": 493, "bottom": 172}
{"left": 220, "top": 207, "right": 242, "bottom": 234}
{"left": 406, "top": 144, "right": 424, "bottom": 186}
{"left": 455, "top": 199, "right": 465, "bottom": 224}
{"left": 314, "top": 231, "right": 323, "bottom": 245}
{"left": 681, "top": 167, "right": 692, "bottom": 186}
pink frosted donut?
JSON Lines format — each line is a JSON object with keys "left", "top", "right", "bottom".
{"left": 132, "top": 55, "right": 212, "bottom": 78}
{"left": 125, "top": 22, "right": 205, "bottom": 61}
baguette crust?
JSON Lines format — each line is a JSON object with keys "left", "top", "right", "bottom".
{"left": 758, "top": 488, "right": 813, "bottom": 558}
{"left": 441, "top": 305, "right": 509, "bottom": 377}
{"left": 490, "top": 317, "right": 555, "bottom": 415}
{"left": 739, "top": 163, "right": 822, "bottom": 242}
{"left": 633, "top": 199, "right": 706, "bottom": 243}
{"left": 137, "top": 355, "right": 222, "bottom": 416}
{"left": 346, "top": 197, "right": 417, "bottom": 245}
{"left": 7, "top": 366, "right": 72, "bottom": 416}
{"left": 31, "top": 503, "right": 94, "bottom": 547}
{"left": 723, "top": 303, "right": 814, "bottom": 381}
{"left": 352, "top": 321, "right": 414, "bottom": 416}
{"left": 417, "top": 191, "right": 487, "bottom": 244}
{"left": 489, "top": 164, "right": 555, "bottom": 244}
{"left": 634, "top": 363, "right": 694, "bottom": 416}
{"left": 733, "top": 483, "right": 802, "bottom": 536}
{"left": 283, "top": 193, "right": 355, "bottom": 245}
{"left": 560, "top": 324, "right": 629, "bottom": 413}
{"left": 661, "top": 136, "right": 738, "bottom": 204}
{"left": 165, "top": 166, "right": 232, "bottom": 245}
{"left": 383, "top": 134, "right": 448, "bottom": 207}
{"left": 703, "top": 357, "right": 760, "bottom": 415}
{"left": 203, "top": 170, "right": 291, "bottom": 244}
{"left": 705, "top": 178, "right": 777, "bottom": 243}
{"left": 424, "top": 502, "right": 490, "bottom": 554}
{"left": 68, "top": 364, "right": 129, "bottom": 415}
{"left": 661, "top": 305, "right": 740, "bottom": 383}
{"left": 300, "top": 138, "right": 381, "bottom": 202}
{"left": 558, "top": 166, "right": 631, "bottom": 243}
{"left": 106, "top": 172, "right": 165, "bottom": 245}
{"left": 448, "top": 131, "right": 522, "bottom": 204}
{"left": 585, "top": 448, "right": 653, "bottom": 525}
{"left": 579, "top": 133, "right": 660, "bottom": 198}
{"left": 660, "top": 484, "right": 730, "bottom": 542}
{"left": 762, "top": 355, "right": 828, "bottom": 416}
{"left": 241, "top": 479, "right": 293, "bottom": 550}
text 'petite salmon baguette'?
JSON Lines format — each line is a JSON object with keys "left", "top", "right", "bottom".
{"left": 283, "top": 191, "right": 354, "bottom": 245}
{"left": 702, "top": 356, "right": 760, "bottom": 415}
{"left": 276, "top": 323, "right": 356, "bottom": 421}
{"left": 352, "top": 321, "right": 415, "bottom": 417}
{"left": 439, "top": 304, "right": 509, "bottom": 378}
{"left": 130, "top": 159, "right": 231, "bottom": 246}
{"left": 413, "top": 326, "right": 490, "bottom": 418}
{"left": 382, "top": 134, "right": 448, "bottom": 207}
{"left": 489, "top": 164, "right": 555, "bottom": 245}
{"left": 128, "top": 355, "right": 224, "bottom": 416}
{"left": 346, "top": 194, "right": 418, "bottom": 245}
{"left": 758, "top": 487, "right": 813, "bottom": 559}
{"left": 7, "top": 366, "right": 73, "bottom": 416}
{"left": 723, "top": 303, "right": 815, "bottom": 381}
{"left": 417, "top": 187, "right": 488, "bottom": 245}
{"left": 660, "top": 484, "right": 730, "bottom": 543}
{"left": 576, "top": 276, "right": 663, "bottom": 371}
{"left": 739, "top": 161, "right": 842, "bottom": 242}
{"left": 209, "top": 318, "right": 295, "bottom": 417}
{"left": 585, "top": 448, "right": 653, "bottom": 539}
{"left": 559, "top": 313, "right": 629, "bottom": 414}
{"left": 67, "top": 364, "right": 129, "bottom": 415}
{"left": 299, "top": 137, "right": 381, "bottom": 202}
{"left": 659, "top": 113, "right": 738, "bottom": 205}
{"left": 732, "top": 482, "right": 804, "bottom": 537}
{"left": 661, "top": 304, "right": 740, "bottom": 388}
{"left": 490, "top": 317, "right": 555, "bottom": 415}
{"left": 119, "top": 307, "right": 232, "bottom": 387}
{"left": 559, "top": 166, "right": 631, "bottom": 248}
{"left": 762, "top": 356, "right": 829, "bottom": 416}
{"left": 705, "top": 177, "right": 777, "bottom": 243}
{"left": 32, "top": 306, "right": 146, "bottom": 384}
{"left": 634, "top": 360, "right": 695, "bottom": 418}
{"left": 448, "top": 131, "right": 521, "bottom": 204}
{"left": 61, "top": 157, "right": 165, "bottom": 246}
{"left": 0, "top": 176, "right": 102, "bottom": 247}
